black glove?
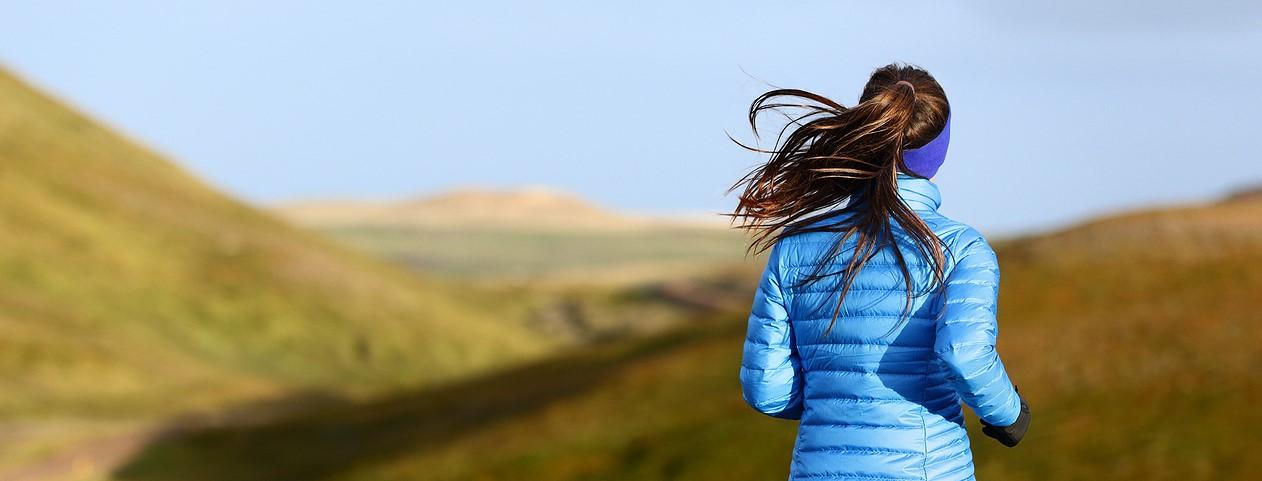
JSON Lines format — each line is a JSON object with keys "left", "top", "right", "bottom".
{"left": 981, "top": 391, "right": 1030, "bottom": 447}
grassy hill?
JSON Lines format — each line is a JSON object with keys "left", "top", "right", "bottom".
{"left": 275, "top": 188, "right": 654, "bottom": 230}
{"left": 273, "top": 190, "right": 748, "bottom": 284}
{"left": 111, "top": 195, "right": 1262, "bottom": 481}
{"left": 0, "top": 67, "right": 559, "bottom": 468}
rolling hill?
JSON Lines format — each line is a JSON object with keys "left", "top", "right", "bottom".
{"left": 274, "top": 187, "right": 735, "bottom": 232}
{"left": 114, "top": 192, "right": 1262, "bottom": 481}
{"left": 273, "top": 190, "right": 746, "bottom": 284}
{"left": 0, "top": 68, "right": 556, "bottom": 470}
{"left": 275, "top": 188, "right": 667, "bottom": 231}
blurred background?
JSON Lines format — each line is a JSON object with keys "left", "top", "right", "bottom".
{"left": 1, "top": 2, "right": 1260, "bottom": 480}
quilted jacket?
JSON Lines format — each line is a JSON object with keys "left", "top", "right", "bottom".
{"left": 739, "top": 174, "right": 1021, "bottom": 480}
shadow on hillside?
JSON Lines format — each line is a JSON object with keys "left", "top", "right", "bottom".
{"left": 112, "top": 320, "right": 738, "bottom": 481}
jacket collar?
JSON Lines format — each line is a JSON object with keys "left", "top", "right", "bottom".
{"left": 896, "top": 173, "right": 942, "bottom": 212}
{"left": 800, "top": 174, "right": 942, "bottom": 230}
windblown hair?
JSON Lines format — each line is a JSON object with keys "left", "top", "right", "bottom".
{"left": 729, "top": 63, "right": 952, "bottom": 336}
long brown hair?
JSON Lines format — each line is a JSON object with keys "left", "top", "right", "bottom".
{"left": 729, "top": 63, "right": 952, "bottom": 336}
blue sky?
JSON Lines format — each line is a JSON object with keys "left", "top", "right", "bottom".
{"left": 2, "top": 1, "right": 1260, "bottom": 234}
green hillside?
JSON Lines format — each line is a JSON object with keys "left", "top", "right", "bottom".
{"left": 0, "top": 68, "right": 552, "bottom": 424}
{"left": 114, "top": 196, "right": 1262, "bottom": 481}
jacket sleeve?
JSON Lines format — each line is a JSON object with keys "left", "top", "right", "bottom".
{"left": 935, "top": 234, "right": 1022, "bottom": 427}
{"left": 739, "top": 243, "right": 804, "bottom": 420}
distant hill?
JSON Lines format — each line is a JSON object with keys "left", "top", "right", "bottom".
{"left": 0, "top": 68, "right": 551, "bottom": 427}
{"left": 1004, "top": 187, "right": 1262, "bottom": 263}
{"left": 116, "top": 191, "right": 1262, "bottom": 481}
{"left": 275, "top": 188, "right": 727, "bottom": 231}
{"left": 1222, "top": 183, "right": 1262, "bottom": 204}
{"left": 273, "top": 189, "right": 746, "bottom": 284}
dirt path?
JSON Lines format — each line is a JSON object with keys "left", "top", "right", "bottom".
{"left": 0, "top": 391, "right": 350, "bottom": 481}
{"left": 0, "top": 427, "right": 160, "bottom": 481}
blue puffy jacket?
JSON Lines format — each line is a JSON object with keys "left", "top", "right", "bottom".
{"left": 740, "top": 174, "right": 1021, "bottom": 480}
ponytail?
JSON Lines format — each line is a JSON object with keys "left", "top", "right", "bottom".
{"left": 729, "top": 63, "right": 951, "bottom": 336}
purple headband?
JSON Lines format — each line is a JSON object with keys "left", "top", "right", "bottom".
{"left": 901, "top": 113, "right": 951, "bottom": 178}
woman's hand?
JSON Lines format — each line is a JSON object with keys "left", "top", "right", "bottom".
{"left": 981, "top": 390, "right": 1030, "bottom": 447}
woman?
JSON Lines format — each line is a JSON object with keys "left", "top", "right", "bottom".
{"left": 733, "top": 64, "right": 1031, "bottom": 481}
